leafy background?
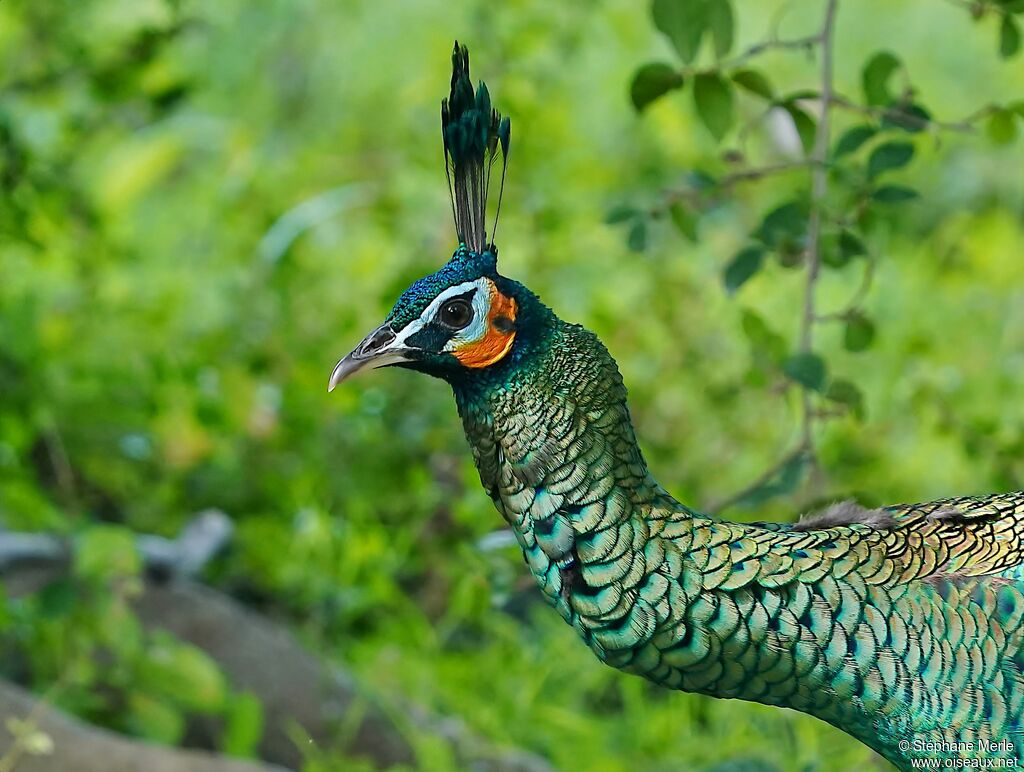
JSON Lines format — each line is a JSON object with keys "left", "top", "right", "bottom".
{"left": 1, "top": 0, "right": 1023, "bottom": 770}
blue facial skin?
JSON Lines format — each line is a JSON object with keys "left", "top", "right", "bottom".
{"left": 386, "top": 246, "right": 497, "bottom": 330}
{"left": 379, "top": 247, "right": 495, "bottom": 381}
{"left": 381, "top": 246, "right": 558, "bottom": 390}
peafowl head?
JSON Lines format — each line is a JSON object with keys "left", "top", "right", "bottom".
{"left": 329, "top": 42, "right": 554, "bottom": 392}
{"left": 328, "top": 245, "right": 553, "bottom": 390}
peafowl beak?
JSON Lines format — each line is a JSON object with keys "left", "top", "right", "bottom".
{"left": 328, "top": 323, "right": 412, "bottom": 392}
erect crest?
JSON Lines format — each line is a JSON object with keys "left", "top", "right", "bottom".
{"left": 440, "top": 41, "right": 511, "bottom": 255}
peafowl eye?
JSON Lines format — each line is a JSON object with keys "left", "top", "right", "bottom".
{"left": 328, "top": 41, "right": 1024, "bottom": 772}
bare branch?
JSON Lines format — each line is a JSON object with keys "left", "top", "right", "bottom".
{"left": 704, "top": 0, "right": 839, "bottom": 515}
{"left": 705, "top": 442, "right": 811, "bottom": 514}
{"left": 0, "top": 510, "right": 232, "bottom": 579}
{"left": 799, "top": 0, "right": 839, "bottom": 449}
{"left": 1, "top": 528, "right": 554, "bottom": 772}
{"left": 658, "top": 159, "right": 823, "bottom": 213}
{"left": 132, "top": 583, "right": 554, "bottom": 772}
{"left": 939, "top": 0, "right": 1013, "bottom": 18}
{"left": 0, "top": 679, "right": 285, "bottom": 772}
{"left": 814, "top": 253, "right": 877, "bottom": 322}
{"left": 828, "top": 93, "right": 994, "bottom": 134}
{"left": 703, "top": 34, "right": 824, "bottom": 74}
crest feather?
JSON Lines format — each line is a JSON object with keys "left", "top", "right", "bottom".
{"left": 440, "top": 41, "right": 511, "bottom": 254}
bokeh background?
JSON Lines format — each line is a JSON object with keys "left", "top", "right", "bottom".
{"left": 1, "top": 0, "right": 1023, "bottom": 770}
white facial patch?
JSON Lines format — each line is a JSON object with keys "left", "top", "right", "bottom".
{"left": 390, "top": 277, "right": 492, "bottom": 348}
{"left": 442, "top": 280, "right": 493, "bottom": 351}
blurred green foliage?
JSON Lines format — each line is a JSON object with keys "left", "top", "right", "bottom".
{"left": 0, "top": 0, "right": 1023, "bottom": 770}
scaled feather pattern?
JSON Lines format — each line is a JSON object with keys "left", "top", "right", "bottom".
{"left": 349, "top": 44, "right": 1024, "bottom": 772}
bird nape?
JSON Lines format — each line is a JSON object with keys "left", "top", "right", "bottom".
{"left": 328, "top": 41, "right": 1024, "bottom": 772}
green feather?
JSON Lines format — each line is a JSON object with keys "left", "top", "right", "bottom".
{"left": 440, "top": 41, "right": 510, "bottom": 253}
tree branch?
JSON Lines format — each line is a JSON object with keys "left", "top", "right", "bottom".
{"left": 705, "top": 0, "right": 839, "bottom": 515}
{"left": 800, "top": 0, "right": 839, "bottom": 447}
{"left": 658, "top": 160, "right": 823, "bottom": 213}
{"left": 1, "top": 521, "right": 554, "bottom": 772}
{"left": 0, "top": 679, "right": 285, "bottom": 772}
{"left": 0, "top": 510, "right": 233, "bottom": 579}
{"left": 939, "top": 0, "right": 1014, "bottom": 19}
{"left": 814, "top": 253, "right": 877, "bottom": 322}
{"left": 705, "top": 442, "right": 811, "bottom": 514}
{"left": 703, "top": 34, "right": 824, "bottom": 74}
{"left": 828, "top": 93, "right": 993, "bottom": 134}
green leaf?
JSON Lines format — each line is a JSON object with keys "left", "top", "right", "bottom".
{"left": 1001, "top": 15, "right": 1022, "bottom": 58}
{"left": 693, "top": 73, "right": 735, "bottom": 140}
{"left": 605, "top": 205, "right": 639, "bottom": 224}
{"left": 736, "top": 453, "right": 807, "bottom": 507}
{"left": 872, "top": 185, "right": 919, "bottom": 203}
{"left": 825, "top": 379, "right": 866, "bottom": 420}
{"left": 881, "top": 102, "right": 932, "bottom": 133}
{"left": 630, "top": 63, "right": 684, "bottom": 112}
{"left": 822, "top": 239, "right": 850, "bottom": 269}
{"left": 754, "top": 201, "right": 807, "bottom": 248}
{"left": 822, "top": 229, "right": 867, "bottom": 268}
{"left": 138, "top": 638, "right": 228, "bottom": 712}
{"left": 784, "top": 88, "right": 821, "bottom": 102}
{"left": 741, "top": 309, "right": 787, "bottom": 364}
{"left": 669, "top": 202, "right": 698, "bottom": 242}
{"left": 0, "top": 585, "right": 10, "bottom": 632}
{"left": 74, "top": 525, "right": 141, "bottom": 581}
{"left": 627, "top": 220, "right": 648, "bottom": 252}
{"left": 95, "top": 133, "right": 186, "bottom": 213}
{"left": 652, "top": 0, "right": 707, "bottom": 64}
{"left": 222, "top": 692, "right": 265, "bottom": 757}
{"left": 707, "top": 0, "right": 734, "bottom": 57}
{"left": 833, "top": 125, "right": 876, "bottom": 158}
{"left": 783, "top": 102, "right": 817, "bottom": 155}
{"left": 723, "top": 246, "right": 764, "bottom": 294}
{"left": 843, "top": 312, "right": 876, "bottom": 352}
{"left": 125, "top": 693, "right": 185, "bottom": 745}
{"left": 867, "top": 141, "right": 914, "bottom": 179}
{"left": 783, "top": 352, "right": 827, "bottom": 392}
{"left": 775, "top": 454, "right": 807, "bottom": 493}
{"left": 861, "top": 51, "right": 901, "bottom": 106}
{"left": 686, "top": 169, "right": 718, "bottom": 189}
{"left": 731, "top": 69, "right": 774, "bottom": 100}
{"left": 987, "top": 108, "right": 1018, "bottom": 144}
{"left": 38, "top": 578, "right": 77, "bottom": 619}
{"left": 839, "top": 230, "right": 867, "bottom": 259}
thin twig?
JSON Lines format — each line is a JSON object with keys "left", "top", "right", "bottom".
{"left": 939, "top": 0, "right": 1012, "bottom": 18}
{"left": 706, "top": 442, "right": 811, "bottom": 514}
{"left": 0, "top": 672, "right": 68, "bottom": 772}
{"left": 828, "top": 94, "right": 993, "bottom": 134}
{"left": 702, "top": 34, "right": 823, "bottom": 74}
{"left": 799, "top": 0, "right": 838, "bottom": 450}
{"left": 40, "top": 427, "right": 76, "bottom": 501}
{"left": 814, "top": 253, "right": 877, "bottom": 322}
{"left": 720, "top": 160, "right": 822, "bottom": 186}
{"left": 706, "top": 0, "right": 838, "bottom": 514}
{"left": 658, "top": 160, "right": 823, "bottom": 212}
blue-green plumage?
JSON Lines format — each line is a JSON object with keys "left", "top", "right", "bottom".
{"left": 326, "top": 44, "right": 1024, "bottom": 771}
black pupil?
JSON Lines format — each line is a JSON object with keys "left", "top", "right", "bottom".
{"left": 441, "top": 300, "right": 472, "bottom": 329}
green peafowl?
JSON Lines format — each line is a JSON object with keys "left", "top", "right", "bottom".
{"left": 328, "top": 43, "right": 1024, "bottom": 770}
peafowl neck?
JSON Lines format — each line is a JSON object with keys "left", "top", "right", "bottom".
{"left": 453, "top": 315, "right": 665, "bottom": 515}
{"left": 451, "top": 312, "right": 923, "bottom": 763}
{"left": 452, "top": 314, "right": 694, "bottom": 622}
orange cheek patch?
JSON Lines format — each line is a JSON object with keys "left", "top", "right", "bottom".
{"left": 453, "top": 288, "right": 517, "bottom": 369}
